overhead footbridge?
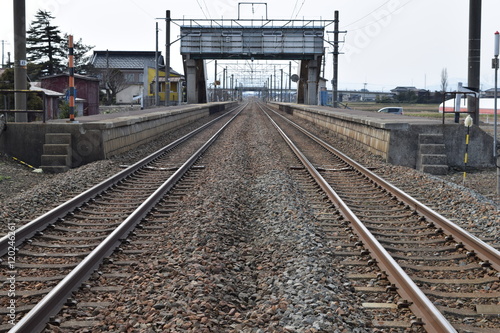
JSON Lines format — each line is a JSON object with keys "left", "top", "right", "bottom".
{"left": 178, "top": 18, "right": 334, "bottom": 105}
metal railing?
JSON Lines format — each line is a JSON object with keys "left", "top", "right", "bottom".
{"left": 0, "top": 89, "right": 46, "bottom": 123}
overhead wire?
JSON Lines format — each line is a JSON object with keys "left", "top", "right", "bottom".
{"left": 200, "top": 0, "right": 212, "bottom": 19}
{"left": 345, "top": 0, "right": 414, "bottom": 32}
{"left": 195, "top": 0, "right": 209, "bottom": 19}
{"left": 290, "top": 0, "right": 300, "bottom": 20}
{"left": 126, "top": 0, "right": 155, "bottom": 18}
{"left": 343, "top": 0, "right": 393, "bottom": 28}
{"left": 293, "top": 0, "right": 307, "bottom": 19}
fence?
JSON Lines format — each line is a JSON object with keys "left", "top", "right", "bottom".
{"left": 0, "top": 89, "right": 46, "bottom": 123}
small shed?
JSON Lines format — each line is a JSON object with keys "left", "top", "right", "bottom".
{"left": 30, "top": 86, "right": 86, "bottom": 119}
{"left": 41, "top": 73, "right": 100, "bottom": 116}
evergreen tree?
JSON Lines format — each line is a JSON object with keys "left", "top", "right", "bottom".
{"left": 27, "top": 10, "right": 65, "bottom": 78}
{"left": 60, "top": 34, "right": 94, "bottom": 74}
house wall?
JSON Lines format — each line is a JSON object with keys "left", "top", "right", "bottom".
{"left": 145, "top": 67, "right": 181, "bottom": 104}
{"left": 116, "top": 84, "right": 142, "bottom": 104}
{"left": 41, "top": 76, "right": 100, "bottom": 116}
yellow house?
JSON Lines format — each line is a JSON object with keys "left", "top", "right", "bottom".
{"left": 145, "top": 66, "right": 184, "bottom": 106}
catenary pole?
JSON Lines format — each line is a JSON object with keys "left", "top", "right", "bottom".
{"left": 155, "top": 22, "right": 160, "bottom": 106}
{"left": 467, "top": 0, "right": 481, "bottom": 125}
{"left": 494, "top": 31, "right": 499, "bottom": 195}
{"left": 165, "top": 10, "right": 171, "bottom": 106}
{"left": 333, "top": 10, "right": 339, "bottom": 108}
{"left": 13, "top": 0, "right": 27, "bottom": 122}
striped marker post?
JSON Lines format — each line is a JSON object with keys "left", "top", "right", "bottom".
{"left": 68, "top": 35, "right": 75, "bottom": 122}
{"left": 463, "top": 115, "right": 473, "bottom": 185}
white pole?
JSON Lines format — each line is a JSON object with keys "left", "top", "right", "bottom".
{"left": 494, "top": 31, "right": 499, "bottom": 195}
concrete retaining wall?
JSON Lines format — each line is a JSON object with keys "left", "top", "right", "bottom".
{"left": 275, "top": 103, "right": 495, "bottom": 169}
{"left": 0, "top": 103, "right": 234, "bottom": 168}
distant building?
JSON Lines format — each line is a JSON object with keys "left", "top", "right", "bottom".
{"left": 483, "top": 88, "right": 499, "bottom": 98}
{"left": 90, "top": 50, "right": 185, "bottom": 106}
{"left": 40, "top": 73, "right": 100, "bottom": 116}
{"left": 143, "top": 64, "right": 184, "bottom": 107}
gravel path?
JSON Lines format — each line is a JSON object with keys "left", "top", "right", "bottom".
{"left": 1, "top": 104, "right": 499, "bottom": 332}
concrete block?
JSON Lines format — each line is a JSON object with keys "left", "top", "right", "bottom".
{"left": 46, "top": 133, "right": 71, "bottom": 144}
{"left": 420, "top": 164, "right": 448, "bottom": 175}
{"left": 419, "top": 144, "right": 445, "bottom": 155}
{"left": 43, "top": 144, "right": 71, "bottom": 155}
{"left": 420, "top": 154, "right": 447, "bottom": 165}
{"left": 418, "top": 134, "right": 444, "bottom": 144}
{"left": 41, "top": 165, "right": 70, "bottom": 173}
{"left": 41, "top": 154, "right": 71, "bottom": 167}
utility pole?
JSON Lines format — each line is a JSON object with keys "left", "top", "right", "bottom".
{"left": 289, "top": 61, "right": 292, "bottom": 102}
{"left": 155, "top": 22, "right": 160, "bottom": 106}
{"left": 214, "top": 60, "right": 217, "bottom": 101}
{"left": 165, "top": 10, "right": 171, "bottom": 106}
{"left": 493, "top": 31, "right": 499, "bottom": 195}
{"left": 231, "top": 74, "right": 234, "bottom": 100}
{"left": 1, "top": 40, "right": 9, "bottom": 68}
{"left": 467, "top": 0, "right": 481, "bottom": 125}
{"left": 333, "top": 10, "right": 339, "bottom": 108}
{"left": 13, "top": 0, "right": 27, "bottom": 122}
{"left": 270, "top": 75, "right": 273, "bottom": 101}
{"left": 280, "top": 68, "right": 283, "bottom": 102}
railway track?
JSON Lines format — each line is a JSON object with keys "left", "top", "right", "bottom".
{"left": 260, "top": 101, "right": 500, "bottom": 333}
{"left": 2, "top": 99, "right": 499, "bottom": 332}
{"left": 0, "top": 103, "right": 245, "bottom": 332}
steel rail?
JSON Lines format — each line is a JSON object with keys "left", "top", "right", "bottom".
{"left": 260, "top": 105, "right": 457, "bottom": 333}
{"left": 0, "top": 104, "right": 244, "bottom": 257}
{"left": 9, "top": 105, "right": 245, "bottom": 333}
{"left": 270, "top": 106, "right": 500, "bottom": 272}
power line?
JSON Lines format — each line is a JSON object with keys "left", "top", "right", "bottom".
{"left": 294, "top": 0, "right": 307, "bottom": 19}
{"left": 290, "top": 0, "right": 300, "bottom": 20}
{"left": 126, "top": 0, "right": 154, "bottom": 18}
{"left": 200, "top": 0, "right": 212, "bottom": 19}
{"left": 343, "top": 0, "right": 393, "bottom": 28}
{"left": 346, "top": 0, "right": 413, "bottom": 32}
{"left": 196, "top": 0, "right": 209, "bottom": 19}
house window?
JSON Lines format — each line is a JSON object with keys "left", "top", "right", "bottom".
{"left": 138, "top": 73, "right": 144, "bottom": 82}
{"left": 125, "top": 73, "right": 135, "bottom": 83}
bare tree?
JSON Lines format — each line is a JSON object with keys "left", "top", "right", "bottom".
{"left": 441, "top": 68, "right": 448, "bottom": 93}
{"left": 103, "top": 68, "right": 127, "bottom": 105}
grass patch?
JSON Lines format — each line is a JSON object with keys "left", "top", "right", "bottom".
{"left": 0, "top": 175, "right": 11, "bottom": 182}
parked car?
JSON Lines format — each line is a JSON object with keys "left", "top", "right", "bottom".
{"left": 377, "top": 107, "right": 403, "bottom": 115}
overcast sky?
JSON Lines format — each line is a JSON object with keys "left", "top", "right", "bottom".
{"left": 1, "top": 0, "right": 500, "bottom": 91}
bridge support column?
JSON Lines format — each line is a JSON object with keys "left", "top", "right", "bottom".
{"left": 297, "top": 57, "right": 321, "bottom": 105}
{"left": 306, "top": 59, "right": 320, "bottom": 105}
{"left": 185, "top": 58, "right": 207, "bottom": 104}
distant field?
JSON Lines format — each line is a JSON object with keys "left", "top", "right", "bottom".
{"left": 341, "top": 102, "right": 495, "bottom": 122}
{"left": 343, "top": 102, "right": 439, "bottom": 113}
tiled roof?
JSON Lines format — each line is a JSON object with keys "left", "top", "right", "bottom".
{"left": 91, "top": 51, "right": 163, "bottom": 70}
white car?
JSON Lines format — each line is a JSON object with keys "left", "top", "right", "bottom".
{"left": 377, "top": 107, "right": 403, "bottom": 115}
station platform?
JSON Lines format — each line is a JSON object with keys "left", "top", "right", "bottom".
{"left": 0, "top": 102, "right": 235, "bottom": 172}
{"left": 271, "top": 102, "right": 495, "bottom": 174}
